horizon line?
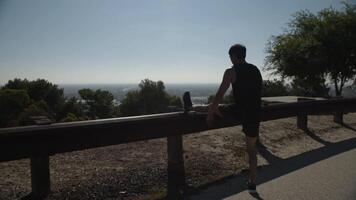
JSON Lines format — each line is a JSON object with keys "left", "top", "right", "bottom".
{"left": 57, "top": 82, "right": 221, "bottom": 85}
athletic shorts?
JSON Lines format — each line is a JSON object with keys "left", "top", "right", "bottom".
{"left": 218, "top": 104, "right": 260, "bottom": 137}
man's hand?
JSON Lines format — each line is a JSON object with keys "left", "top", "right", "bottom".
{"left": 206, "top": 104, "right": 222, "bottom": 127}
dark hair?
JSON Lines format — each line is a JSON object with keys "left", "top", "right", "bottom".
{"left": 229, "top": 44, "right": 246, "bottom": 59}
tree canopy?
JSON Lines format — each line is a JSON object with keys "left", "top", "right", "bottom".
{"left": 265, "top": 3, "right": 356, "bottom": 96}
{"left": 79, "top": 88, "right": 118, "bottom": 119}
{"left": 0, "top": 78, "right": 183, "bottom": 127}
{"left": 261, "top": 79, "right": 289, "bottom": 97}
{"left": 0, "top": 78, "right": 85, "bottom": 127}
{"left": 2, "top": 78, "right": 65, "bottom": 115}
{"left": 119, "top": 79, "right": 182, "bottom": 116}
{"left": 0, "top": 89, "right": 30, "bottom": 127}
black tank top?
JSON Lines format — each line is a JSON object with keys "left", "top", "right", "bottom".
{"left": 231, "top": 63, "right": 262, "bottom": 122}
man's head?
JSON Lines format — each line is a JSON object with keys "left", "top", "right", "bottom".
{"left": 229, "top": 44, "right": 246, "bottom": 65}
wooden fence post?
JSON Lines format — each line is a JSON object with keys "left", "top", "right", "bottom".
{"left": 297, "top": 98, "right": 313, "bottom": 130}
{"left": 333, "top": 96, "right": 343, "bottom": 124}
{"left": 167, "top": 135, "right": 186, "bottom": 199}
{"left": 30, "top": 156, "right": 50, "bottom": 199}
{"left": 165, "top": 91, "right": 191, "bottom": 199}
{"left": 334, "top": 112, "right": 343, "bottom": 124}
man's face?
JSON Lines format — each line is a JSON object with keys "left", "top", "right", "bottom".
{"left": 229, "top": 55, "right": 238, "bottom": 65}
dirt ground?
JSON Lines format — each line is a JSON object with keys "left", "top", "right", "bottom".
{"left": 1, "top": 113, "right": 355, "bottom": 200}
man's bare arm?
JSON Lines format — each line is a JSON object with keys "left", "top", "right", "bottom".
{"left": 206, "top": 69, "right": 232, "bottom": 126}
{"left": 210, "top": 69, "right": 231, "bottom": 112}
{"left": 193, "top": 69, "right": 233, "bottom": 113}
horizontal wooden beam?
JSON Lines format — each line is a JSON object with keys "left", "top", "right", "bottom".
{"left": 1, "top": 98, "right": 356, "bottom": 162}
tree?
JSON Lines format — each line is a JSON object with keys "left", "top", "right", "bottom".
{"left": 17, "top": 104, "right": 50, "bottom": 126}
{"left": 168, "top": 95, "right": 183, "bottom": 107}
{"left": 57, "top": 97, "right": 85, "bottom": 120}
{"left": 265, "top": 3, "right": 356, "bottom": 97}
{"left": 60, "top": 113, "right": 79, "bottom": 122}
{"left": 93, "top": 89, "right": 117, "bottom": 118}
{"left": 138, "top": 79, "right": 170, "bottom": 114}
{"left": 289, "top": 77, "right": 329, "bottom": 97}
{"left": 1, "top": 79, "right": 68, "bottom": 126}
{"left": 2, "top": 78, "right": 30, "bottom": 90}
{"left": 261, "top": 79, "right": 290, "bottom": 97}
{"left": 0, "top": 89, "right": 30, "bottom": 127}
{"left": 2, "top": 78, "right": 65, "bottom": 115}
{"left": 119, "top": 90, "right": 141, "bottom": 116}
{"left": 119, "top": 79, "right": 178, "bottom": 116}
{"left": 79, "top": 88, "right": 117, "bottom": 119}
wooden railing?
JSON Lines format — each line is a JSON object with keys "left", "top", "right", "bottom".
{"left": 1, "top": 95, "right": 356, "bottom": 199}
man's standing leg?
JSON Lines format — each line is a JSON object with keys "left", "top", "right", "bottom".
{"left": 246, "top": 136, "right": 257, "bottom": 191}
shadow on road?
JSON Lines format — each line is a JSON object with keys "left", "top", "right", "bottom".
{"left": 184, "top": 137, "right": 356, "bottom": 200}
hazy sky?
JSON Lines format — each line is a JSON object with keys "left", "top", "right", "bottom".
{"left": 0, "top": 0, "right": 351, "bottom": 84}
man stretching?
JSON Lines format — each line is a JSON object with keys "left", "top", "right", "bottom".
{"left": 207, "top": 44, "right": 262, "bottom": 193}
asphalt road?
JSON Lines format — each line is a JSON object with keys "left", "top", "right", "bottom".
{"left": 189, "top": 147, "right": 356, "bottom": 200}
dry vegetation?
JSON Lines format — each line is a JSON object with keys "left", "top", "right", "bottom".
{"left": 1, "top": 113, "right": 355, "bottom": 200}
